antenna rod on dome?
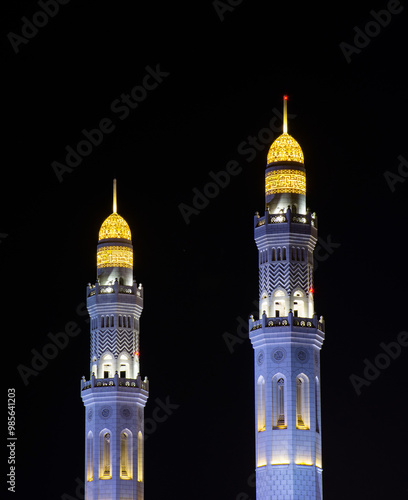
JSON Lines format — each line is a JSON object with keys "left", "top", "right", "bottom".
{"left": 113, "top": 178, "right": 117, "bottom": 213}
{"left": 283, "top": 95, "right": 288, "bottom": 134}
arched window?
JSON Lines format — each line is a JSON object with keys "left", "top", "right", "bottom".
{"left": 277, "top": 378, "right": 285, "bottom": 428}
{"left": 296, "top": 375, "right": 309, "bottom": 430}
{"left": 120, "top": 430, "right": 133, "bottom": 479}
{"left": 101, "top": 316, "right": 104, "bottom": 328}
{"left": 87, "top": 431, "right": 93, "bottom": 482}
{"left": 102, "top": 354, "right": 113, "bottom": 379}
{"left": 283, "top": 247, "right": 287, "bottom": 260}
{"left": 272, "top": 375, "right": 287, "bottom": 429}
{"left": 293, "top": 290, "right": 305, "bottom": 317}
{"left": 272, "top": 248, "right": 276, "bottom": 261}
{"left": 99, "top": 431, "right": 112, "bottom": 479}
{"left": 277, "top": 247, "right": 281, "bottom": 261}
{"left": 119, "top": 315, "right": 122, "bottom": 327}
{"left": 257, "top": 376, "right": 265, "bottom": 431}
{"left": 137, "top": 431, "right": 143, "bottom": 482}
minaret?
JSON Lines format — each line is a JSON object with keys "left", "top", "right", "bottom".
{"left": 81, "top": 180, "right": 149, "bottom": 500}
{"left": 249, "top": 97, "right": 325, "bottom": 499}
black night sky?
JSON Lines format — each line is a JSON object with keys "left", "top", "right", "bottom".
{"left": 3, "top": 1, "right": 408, "bottom": 499}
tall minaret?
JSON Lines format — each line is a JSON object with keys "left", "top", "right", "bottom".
{"left": 249, "top": 97, "right": 325, "bottom": 499}
{"left": 81, "top": 180, "right": 149, "bottom": 500}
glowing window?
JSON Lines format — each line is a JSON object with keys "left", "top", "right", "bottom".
{"left": 257, "top": 376, "right": 265, "bottom": 432}
{"left": 120, "top": 430, "right": 133, "bottom": 480}
{"left": 87, "top": 431, "right": 93, "bottom": 482}
{"left": 137, "top": 432, "right": 143, "bottom": 482}
{"left": 296, "top": 375, "right": 309, "bottom": 430}
{"left": 99, "top": 431, "right": 112, "bottom": 479}
{"left": 276, "top": 378, "right": 286, "bottom": 428}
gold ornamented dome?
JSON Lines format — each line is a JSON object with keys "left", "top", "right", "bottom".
{"left": 267, "top": 132, "right": 304, "bottom": 164}
{"left": 267, "top": 95, "right": 304, "bottom": 165}
{"left": 98, "top": 212, "right": 131, "bottom": 241}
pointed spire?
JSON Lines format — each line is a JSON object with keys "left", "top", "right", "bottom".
{"left": 113, "top": 178, "right": 117, "bottom": 213}
{"left": 283, "top": 95, "right": 288, "bottom": 134}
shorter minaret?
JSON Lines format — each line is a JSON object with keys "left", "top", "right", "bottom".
{"left": 81, "top": 180, "right": 149, "bottom": 500}
{"left": 249, "top": 97, "right": 325, "bottom": 499}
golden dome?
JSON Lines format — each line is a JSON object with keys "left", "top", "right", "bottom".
{"left": 98, "top": 213, "right": 131, "bottom": 241}
{"left": 267, "top": 132, "right": 304, "bottom": 164}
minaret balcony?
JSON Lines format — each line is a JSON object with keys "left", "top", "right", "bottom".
{"left": 254, "top": 208, "right": 317, "bottom": 235}
{"left": 81, "top": 372, "right": 149, "bottom": 393}
{"left": 249, "top": 311, "right": 325, "bottom": 348}
{"left": 87, "top": 280, "right": 143, "bottom": 298}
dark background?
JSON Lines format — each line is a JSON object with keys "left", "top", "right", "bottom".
{"left": 3, "top": 1, "right": 408, "bottom": 499}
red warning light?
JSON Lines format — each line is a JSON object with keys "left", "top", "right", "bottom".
{"left": 284, "top": 95, "right": 288, "bottom": 100}
{"left": 135, "top": 351, "right": 140, "bottom": 357}
{"left": 309, "top": 287, "right": 314, "bottom": 294}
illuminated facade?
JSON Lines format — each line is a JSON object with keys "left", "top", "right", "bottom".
{"left": 81, "top": 181, "right": 149, "bottom": 500}
{"left": 249, "top": 97, "right": 325, "bottom": 499}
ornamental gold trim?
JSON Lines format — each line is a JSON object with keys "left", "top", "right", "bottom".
{"left": 265, "top": 169, "right": 306, "bottom": 195}
{"left": 97, "top": 246, "right": 133, "bottom": 269}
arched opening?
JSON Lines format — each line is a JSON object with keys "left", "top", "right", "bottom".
{"left": 137, "top": 431, "right": 143, "bottom": 482}
{"left": 273, "top": 289, "right": 286, "bottom": 318}
{"left": 257, "top": 376, "right": 265, "bottom": 432}
{"left": 296, "top": 374, "right": 309, "bottom": 430}
{"left": 261, "top": 293, "right": 269, "bottom": 317}
{"left": 101, "top": 354, "right": 113, "bottom": 379}
{"left": 87, "top": 431, "right": 93, "bottom": 482}
{"left": 119, "top": 353, "right": 130, "bottom": 378}
{"left": 99, "top": 430, "right": 112, "bottom": 479}
{"left": 292, "top": 290, "right": 305, "bottom": 317}
{"left": 120, "top": 430, "right": 133, "bottom": 480}
{"left": 272, "top": 374, "right": 287, "bottom": 429}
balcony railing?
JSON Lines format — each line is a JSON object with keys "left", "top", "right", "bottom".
{"left": 250, "top": 311, "right": 325, "bottom": 332}
{"left": 87, "top": 281, "right": 143, "bottom": 298}
{"left": 81, "top": 373, "right": 149, "bottom": 392}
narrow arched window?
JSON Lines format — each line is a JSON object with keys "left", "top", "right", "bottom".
{"left": 119, "top": 315, "right": 122, "bottom": 327}
{"left": 137, "top": 431, "right": 143, "bottom": 482}
{"left": 101, "top": 316, "right": 104, "bottom": 328}
{"left": 296, "top": 376, "right": 309, "bottom": 429}
{"left": 120, "top": 430, "right": 133, "bottom": 479}
{"left": 257, "top": 376, "right": 265, "bottom": 431}
{"left": 87, "top": 431, "right": 93, "bottom": 482}
{"left": 99, "top": 431, "right": 112, "bottom": 479}
{"left": 277, "top": 378, "right": 285, "bottom": 428}
{"left": 283, "top": 247, "right": 287, "bottom": 260}
{"left": 277, "top": 247, "right": 281, "bottom": 261}
{"left": 272, "top": 248, "right": 276, "bottom": 261}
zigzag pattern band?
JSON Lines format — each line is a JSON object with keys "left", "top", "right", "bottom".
{"left": 91, "top": 329, "right": 135, "bottom": 359}
{"left": 259, "top": 261, "right": 313, "bottom": 297}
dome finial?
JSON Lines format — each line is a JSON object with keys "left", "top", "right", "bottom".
{"left": 283, "top": 95, "right": 288, "bottom": 134}
{"left": 113, "top": 178, "right": 117, "bottom": 213}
